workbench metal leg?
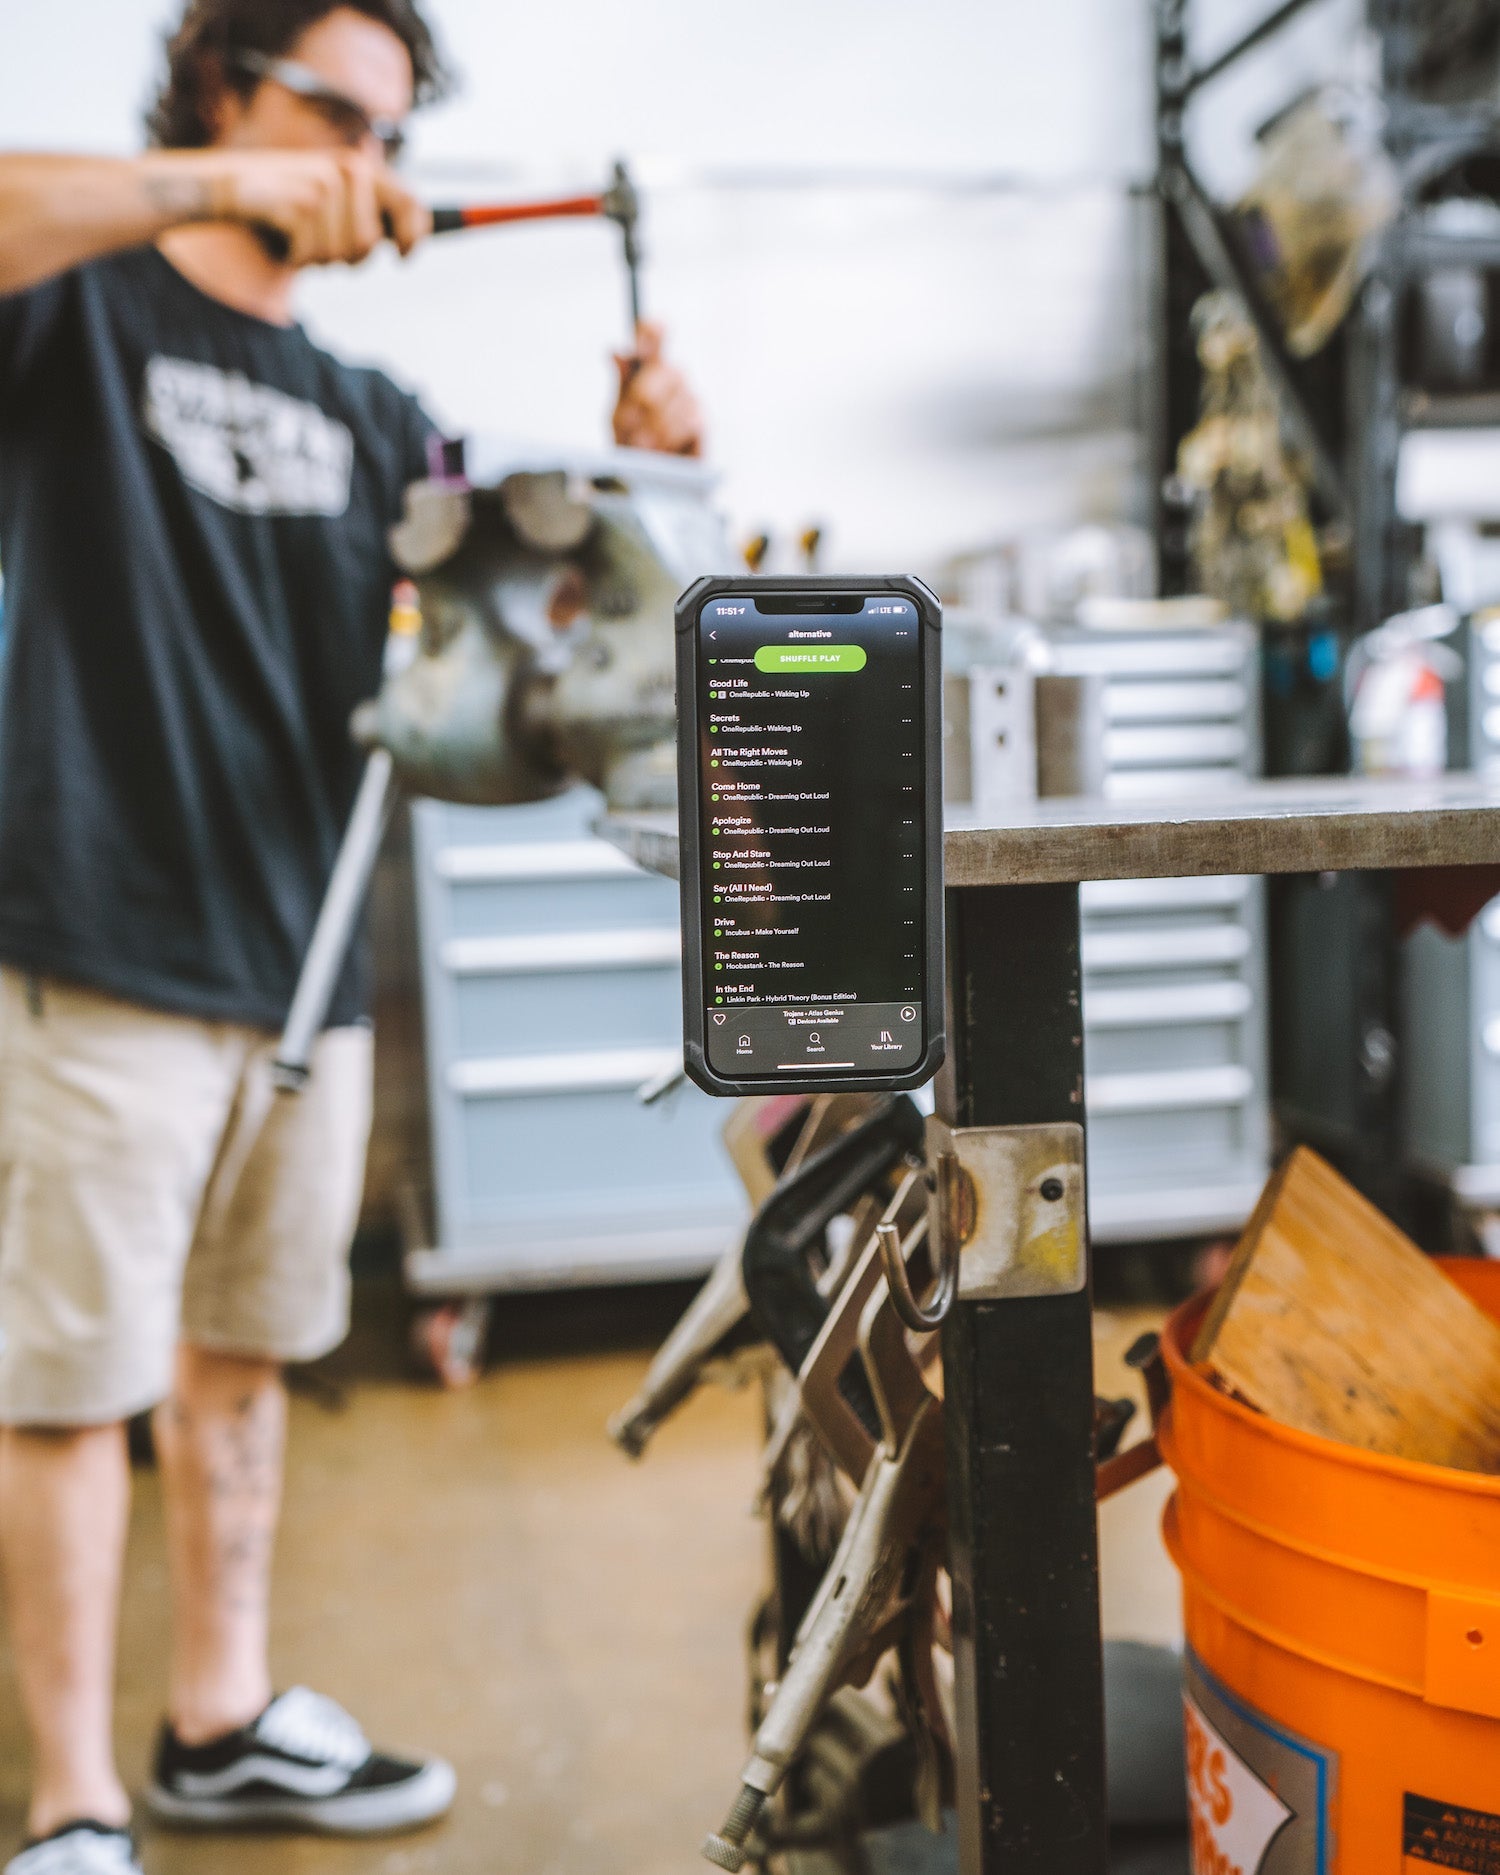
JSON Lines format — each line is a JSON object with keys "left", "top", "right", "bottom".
{"left": 938, "top": 882, "right": 1107, "bottom": 1874}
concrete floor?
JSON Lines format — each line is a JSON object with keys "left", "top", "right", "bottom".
{"left": 0, "top": 1284, "right": 1187, "bottom": 1875}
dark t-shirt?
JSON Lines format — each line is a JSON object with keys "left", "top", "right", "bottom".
{"left": 0, "top": 245, "right": 434, "bottom": 1028}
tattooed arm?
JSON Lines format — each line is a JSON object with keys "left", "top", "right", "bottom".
{"left": 0, "top": 154, "right": 214, "bottom": 296}
{"left": 0, "top": 150, "right": 429, "bottom": 297}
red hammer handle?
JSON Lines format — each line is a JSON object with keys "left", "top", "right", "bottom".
{"left": 429, "top": 195, "right": 605, "bottom": 234}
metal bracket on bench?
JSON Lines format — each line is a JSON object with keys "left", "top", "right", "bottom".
{"left": 925, "top": 1117, "right": 1086, "bottom": 1301}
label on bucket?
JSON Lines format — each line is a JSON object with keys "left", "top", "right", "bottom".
{"left": 1403, "top": 1791, "right": 1500, "bottom": 1871}
{"left": 1184, "top": 1651, "right": 1336, "bottom": 1874}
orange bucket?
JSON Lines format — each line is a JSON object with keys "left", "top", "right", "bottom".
{"left": 1160, "top": 1258, "right": 1500, "bottom": 1874}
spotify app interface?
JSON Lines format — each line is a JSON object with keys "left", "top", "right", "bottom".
{"left": 698, "top": 595, "right": 926, "bottom": 1077}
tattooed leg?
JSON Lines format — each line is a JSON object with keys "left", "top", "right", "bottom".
{"left": 153, "top": 1346, "right": 287, "bottom": 1745}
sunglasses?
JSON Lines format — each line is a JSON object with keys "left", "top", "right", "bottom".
{"left": 229, "top": 50, "right": 407, "bottom": 163}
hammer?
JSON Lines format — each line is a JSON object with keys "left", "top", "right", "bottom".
{"left": 258, "top": 157, "right": 644, "bottom": 337}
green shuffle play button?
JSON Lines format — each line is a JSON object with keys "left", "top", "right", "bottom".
{"left": 754, "top": 644, "right": 867, "bottom": 673}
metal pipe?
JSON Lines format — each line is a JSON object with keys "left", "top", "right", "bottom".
{"left": 272, "top": 750, "right": 397, "bottom": 1092}
{"left": 1174, "top": 0, "right": 1324, "bottom": 99}
{"left": 939, "top": 881, "right": 1108, "bottom": 1874}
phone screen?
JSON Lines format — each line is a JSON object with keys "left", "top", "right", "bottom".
{"left": 696, "top": 593, "right": 927, "bottom": 1079}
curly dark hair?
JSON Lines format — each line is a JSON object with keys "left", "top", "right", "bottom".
{"left": 146, "top": 0, "right": 453, "bottom": 149}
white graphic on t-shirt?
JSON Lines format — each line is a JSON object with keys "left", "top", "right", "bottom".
{"left": 1184, "top": 1693, "right": 1295, "bottom": 1874}
{"left": 140, "top": 355, "right": 353, "bottom": 517}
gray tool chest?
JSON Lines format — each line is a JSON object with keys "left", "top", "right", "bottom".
{"left": 953, "top": 618, "right": 1270, "bottom": 1242}
{"left": 1401, "top": 615, "right": 1500, "bottom": 1207}
{"left": 1060, "top": 622, "right": 1270, "bottom": 1242}
{"left": 403, "top": 788, "right": 746, "bottom": 1293}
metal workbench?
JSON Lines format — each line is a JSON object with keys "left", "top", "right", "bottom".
{"left": 604, "top": 772, "right": 1500, "bottom": 1873}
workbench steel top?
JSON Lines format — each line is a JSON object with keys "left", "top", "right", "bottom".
{"left": 602, "top": 774, "right": 1500, "bottom": 886}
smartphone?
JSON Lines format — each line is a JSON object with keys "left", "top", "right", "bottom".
{"left": 676, "top": 575, "right": 945, "bottom": 1097}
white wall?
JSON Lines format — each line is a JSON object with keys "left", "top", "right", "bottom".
{"left": 2, "top": 0, "right": 1366, "bottom": 575}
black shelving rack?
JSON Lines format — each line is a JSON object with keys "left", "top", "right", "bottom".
{"left": 1155, "top": 0, "right": 1500, "bottom": 629}
{"left": 1154, "top": 0, "right": 1500, "bottom": 1225}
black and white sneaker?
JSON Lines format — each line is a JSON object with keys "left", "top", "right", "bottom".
{"left": 144, "top": 1687, "right": 456, "bottom": 1834}
{"left": 4, "top": 1823, "right": 141, "bottom": 1875}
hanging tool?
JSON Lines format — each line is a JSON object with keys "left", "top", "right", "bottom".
{"left": 607, "top": 1242, "right": 755, "bottom": 1459}
{"left": 790, "top": 1170, "right": 936, "bottom": 1484}
{"left": 703, "top": 1379, "right": 949, "bottom": 1871}
{"left": 741, "top": 1096, "right": 926, "bottom": 1380}
{"left": 608, "top": 1094, "right": 884, "bottom": 1459}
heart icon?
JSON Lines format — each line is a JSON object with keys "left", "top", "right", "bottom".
{"left": 712, "top": 1013, "right": 727, "bottom": 1025}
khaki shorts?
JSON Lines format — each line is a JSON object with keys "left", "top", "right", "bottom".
{"left": 0, "top": 971, "right": 372, "bottom": 1426}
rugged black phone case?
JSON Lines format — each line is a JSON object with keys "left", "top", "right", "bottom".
{"left": 675, "top": 574, "right": 945, "bottom": 1097}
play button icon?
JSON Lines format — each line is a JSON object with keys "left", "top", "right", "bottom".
{"left": 900, "top": 1006, "right": 917, "bottom": 1022}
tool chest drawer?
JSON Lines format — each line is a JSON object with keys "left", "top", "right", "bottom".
{"left": 1080, "top": 871, "right": 1269, "bottom": 1240}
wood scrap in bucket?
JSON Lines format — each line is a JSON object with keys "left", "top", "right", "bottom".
{"left": 1191, "top": 1146, "right": 1500, "bottom": 1473}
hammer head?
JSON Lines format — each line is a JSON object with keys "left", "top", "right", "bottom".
{"left": 601, "top": 158, "right": 643, "bottom": 329}
{"left": 600, "top": 158, "right": 640, "bottom": 246}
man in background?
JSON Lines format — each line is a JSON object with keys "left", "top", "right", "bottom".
{"left": 0, "top": 4, "right": 702, "bottom": 1870}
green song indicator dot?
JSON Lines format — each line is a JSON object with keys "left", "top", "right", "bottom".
{"left": 712, "top": 861, "right": 720, "bottom": 869}
{"left": 710, "top": 727, "right": 718, "bottom": 734}
{"left": 715, "top": 996, "right": 723, "bottom": 1004}
{"left": 714, "top": 963, "right": 723, "bottom": 971}
{"left": 711, "top": 760, "right": 718, "bottom": 767}
{"left": 714, "top": 895, "right": 722, "bottom": 903}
